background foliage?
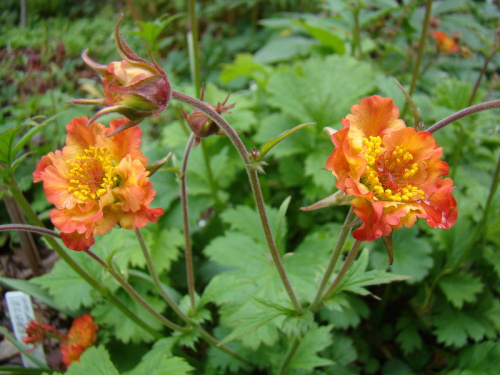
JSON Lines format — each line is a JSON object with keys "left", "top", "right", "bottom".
{"left": 1, "top": 0, "right": 499, "bottom": 374}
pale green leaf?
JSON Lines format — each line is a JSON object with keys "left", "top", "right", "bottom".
{"left": 319, "top": 294, "right": 370, "bottom": 329}
{"left": 92, "top": 283, "right": 167, "bottom": 344}
{"left": 125, "top": 338, "right": 193, "bottom": 375}
{"left": 370, "top": 226, "right": 434, "bottom": 283}
{"left": 65, "top": 346, "right": 119, "bottom": 375}
{"left": 290, "top": 325, "right": 335, "bottom": 370}
{"left": 293, "top": 20, "right": 345, "bottom": 54}
{"left": 266, "top": 55, "right": 376, "bottom": 126}
{"left": 336, "top": 249, "right": 410, "bottom": 296}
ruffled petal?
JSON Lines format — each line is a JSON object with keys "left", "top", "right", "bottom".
{"left": 59, "top": 231, "right": 95, "bottom": 251}
{"left": 420, "top": 178, "right": 458, "bottom": 229}
{"left": 346, "top": 96, "right": 405, "bottom": 146}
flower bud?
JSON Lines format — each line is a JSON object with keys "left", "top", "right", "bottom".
{"left": 69, "top": 16, "right": 171, "bottom": 135}
{"left": 181, "top": 89, "right": 235, "bottom": 146}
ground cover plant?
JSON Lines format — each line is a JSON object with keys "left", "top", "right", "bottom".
{"left": 0, "top": 0, "right": 499, "bottom": 374}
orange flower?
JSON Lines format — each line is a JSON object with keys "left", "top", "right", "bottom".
{"left": 326, "top": 96, "right": 457, "bottom": 241}
{"left": 33, "top": 117, "right": 164, "bottom": 251}
{"left": 431, "top": 30, "right": 459, "bottom": 53}
{"left": 70, "top": 17, "right": 171, "bottom": 135}
{"left": 60, "top": 314, "right": 98, "bottom": 366}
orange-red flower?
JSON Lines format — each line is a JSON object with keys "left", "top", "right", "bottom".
{"left": 33, "top": 117, "right": 164, "bottom": 251}
{"left": 60, "top": 314, "right": 98, "bottom": 366}
{"left": 326, "top": 96, "right": 457, "bottom": 241}
{"left": 431, "top": 30, "right": 459, "bottom": 53}
{"left": 70, "top": 17, "right": 171, "bottom": 135}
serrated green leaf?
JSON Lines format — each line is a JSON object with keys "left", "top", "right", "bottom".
{"left": 92, "top": 284, "right": 167, "bottom": 344}
{"left": 319, "top": 294, "right": 370, "bottom": 329}
{"left": 220, "top": 205, "right": 279, "bottom": 245}
{"left": 219, "top": 309, "right": 285, "bottom": 346}
{"left": 281, "top": 310, "right": 315, "bottom": 337}
{"left": 439, "top": 272, "right": 484, "bottom": 309}
{"left": 65, "top": 346, "right": 119, "bottom": 375}
{"left": 433, "top": 296, "right": 497, "bottom": 348}
{"left": 259, "top": 122, "right": 314, "bottom": 160}
{"left": 290, "top": 325, "right": 335, "bottom": 370}
{"left": 395, "top": 313, "right": 423, "bottom": 355}
{"left": 266, "top": 55, "right": 376, "bottom": 126}
{"left": 336, "top": 249, "right": 410, "bottom": 296}
{"left": 125, "top": 337, "right": 193, "bottom": 375}
{"left": 370, "top": 226, "right": 434, "bottom": 283}
{"left": 254, "top": 36, "right": 315, "bottom": 64}
{"left": 447, "top": 341, "right": 500, "bottom": 375}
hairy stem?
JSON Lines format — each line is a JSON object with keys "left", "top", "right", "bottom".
{"left": 181, "top": 133, "right": 197, "bottom": 312}
{"left": 84, "top": 249, "right": 188, "bottom": 332}
{"left": 277, "top": 337, "right": 301, "bottom": 375}
{"left": 322, "top": 240, "right": 363, "bottom": 302}
{"left": 0, "top": 224, "right": 60, "bottom": 238}
{"left": 9, "top": 182, "right": 162, "bottom": 339}
{"left": 426, "top": 99, "right": 500, "bottom": 133}
{"left": 135, "top": 229, "right": 191, "bottom": 322}
{"left": 248, "top": 168, "right": 304, "bottom": 313}
{"left": 172, "top": 90, "right": 303, "bottom": 313}
{"left": 135, "top": 228, "right": 250, "bottom": 364}
{"left": 309, "top": 209, "right": 356, "bottom": 312}
{"left": 468, "top": 47, "right": 497, "bottom": 107}
{"left": 402, "top": 0, "right": 433, "bottom": 116}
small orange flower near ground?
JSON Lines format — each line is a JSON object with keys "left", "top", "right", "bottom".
{"left": 33, "top": 117, "right": 164, "bottom": 251}
{"left": 431, "top": 30, "right": 459, "bottom": 53}
{"left": 60, "top": 314, "right": 98, "bottom": 366}
{"left": 326, "top": 95, "right": 457, "bottom": 242}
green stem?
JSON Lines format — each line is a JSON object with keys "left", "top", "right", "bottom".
{"left": 134, "top": 229, "right": 191, "bottom": 323}
{"left": 426, "top": 99, "right": 500, "bottom": 133}
{"left": 84, "top": 249, "right": 188, "bottom": 332}
{"left": 468, "top": 47, "right": 497, "bottom": 107}
{"left": 181, "top": 133, "right": 197, "bottom": 312}
{"left": 450, "top": 125, "right": 464, "bottom": 180}
{"left": 188, "top": 0, "right": 201, "bottom": 97}
{"left": 322, "top": 240, "right": 363, "bottom": 301}
{"left": 308, "top": 209, "right": 356, "bottom": 312}
{"left": 200, "top": 138, "right": 222, "bottom": 209}
{"left": 402, "top": 0, "right": 433, "bottom": 116}
{"left": 352, "top": 5, "right": 363, "bottom": 60}
{"left": 9, "top": 182, "right": 162, "bottom": 339}
{"left": 172, "top": 90, "right": 303, "bottom": 313}
{"left": 134, "top": 229, "right": 250, "bottom": 364}
{"left": 248, "top": 168, "right": 304, "bottom": 314}
{"left": 277, "top": 337, "right": 301, "bottom": 375}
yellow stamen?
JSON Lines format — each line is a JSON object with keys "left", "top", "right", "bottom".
{"left": 67, "top": 146, "right": 118, "bottom": 201}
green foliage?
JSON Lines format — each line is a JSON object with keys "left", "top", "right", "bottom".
{"left": 3, "top": 0, "right": 500, "bottom": 373}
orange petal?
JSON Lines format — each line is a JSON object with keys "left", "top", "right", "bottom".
{"left": 59, "top": 231, "right": 95, "bottom": 251}
{"left": 420, "top": 178, "right": 458, "bottom": 229}
{"left": 351, "top": 198, "right": 408, "bottom": 241}
{"left": 346, "top": 96, "right": 406, "bottom": 143}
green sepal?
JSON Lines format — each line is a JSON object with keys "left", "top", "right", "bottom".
{"left": 258, "top": 122, "right": 314, "bottom": 161}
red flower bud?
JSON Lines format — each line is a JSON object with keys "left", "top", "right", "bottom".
{"left": 69, "top": 16, "right": 171, "bottom": 135}
{"left": 181, "top": 88, "right": 235, "bottom": 146}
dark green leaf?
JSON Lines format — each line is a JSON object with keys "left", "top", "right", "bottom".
{"left": 439, "top": 272, "right": 484, "bottom": 309}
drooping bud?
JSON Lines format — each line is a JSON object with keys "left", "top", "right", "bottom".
{"left": 69, "top": 16, "right": 171, "bottom": 136}
{"left": 181, "top": 87, "right": 235, "bottom": 146}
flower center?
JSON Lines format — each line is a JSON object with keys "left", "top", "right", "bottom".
{"left": 67, "top": 146, "right": 118, "bottom": 201}
{"left": 361, "top": 136, "right": 424, "bottom": 202}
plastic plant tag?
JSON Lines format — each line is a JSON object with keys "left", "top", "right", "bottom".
{"left": 5, "top": 291, "right": 47, "bottom": 368}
